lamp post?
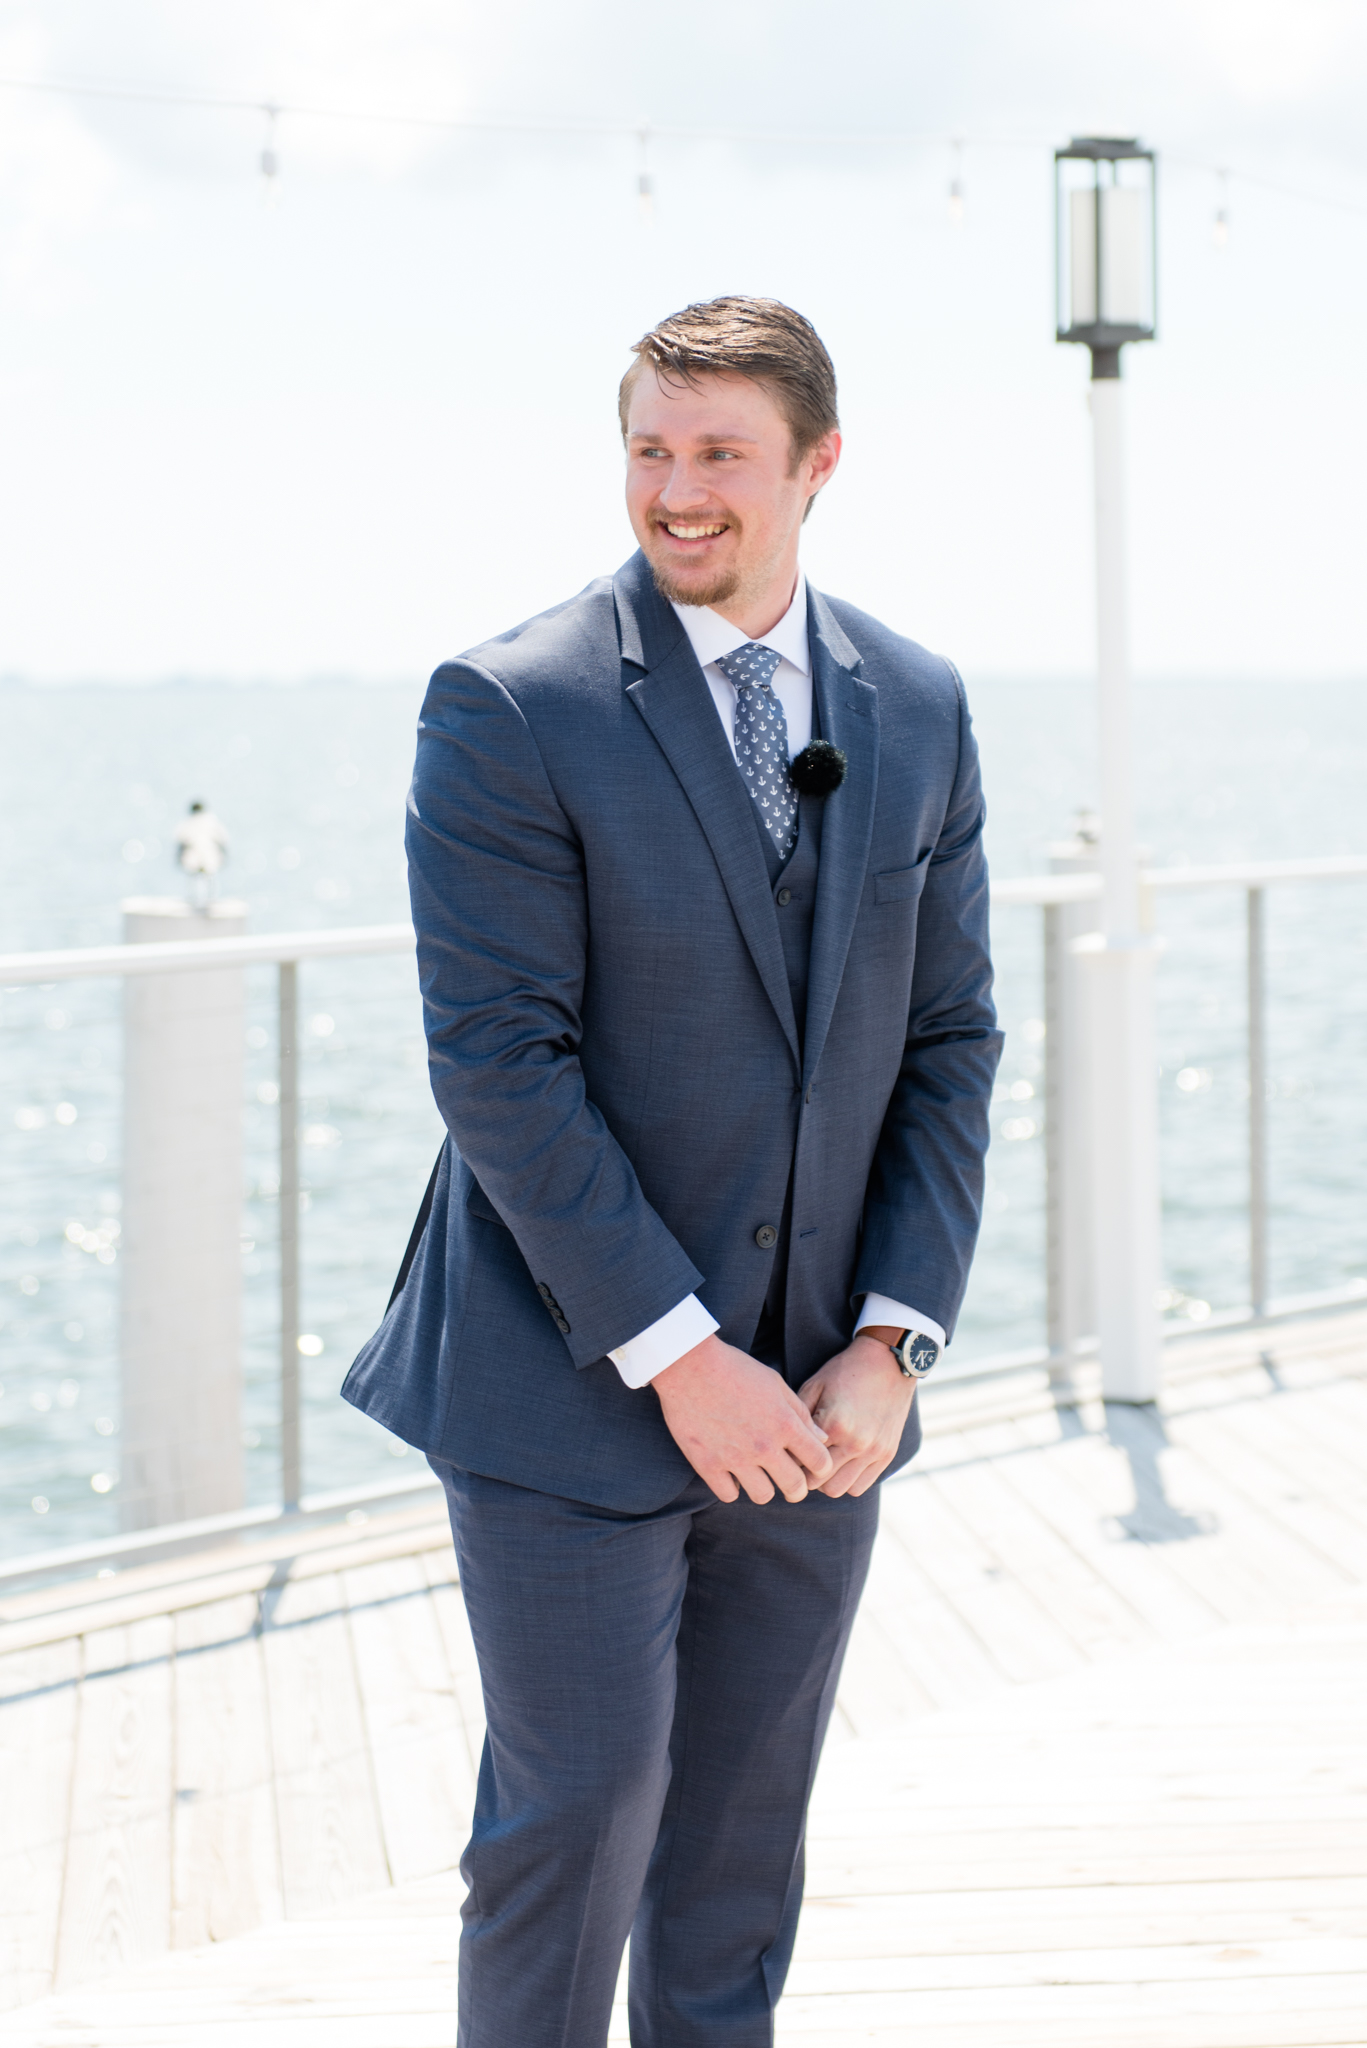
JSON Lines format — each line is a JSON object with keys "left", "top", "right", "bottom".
{"left": 1056, "top": 136, "right": 1163, "bottom": 1403}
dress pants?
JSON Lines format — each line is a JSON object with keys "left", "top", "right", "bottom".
{"left": 431, "top": 1455, "right": 880, "bottom": 2048}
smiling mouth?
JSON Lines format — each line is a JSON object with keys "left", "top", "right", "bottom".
{"left": 658, "top": 520, "right": 729, "bottom": 542}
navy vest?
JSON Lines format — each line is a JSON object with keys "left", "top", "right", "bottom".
{"left": 746, "top": 759, "right": 825, "bottom": 1349}
{"left": 752, "top": 792, "right": 823, "bottom": 1059}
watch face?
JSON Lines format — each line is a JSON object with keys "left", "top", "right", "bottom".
{"left": 900, "top": 1333, "right": 939, "bottom": 1376}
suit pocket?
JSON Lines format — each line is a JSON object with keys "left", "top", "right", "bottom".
{"left": 874, "top": 852, "right": 932, "bottom": 904}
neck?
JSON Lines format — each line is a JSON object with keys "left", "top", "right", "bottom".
{"left": 709, "top": 561, "right": 800, "bottom": 641}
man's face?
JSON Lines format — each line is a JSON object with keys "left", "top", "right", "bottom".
{"left": 624, "top": 368, "right": 839, "bottom": 615}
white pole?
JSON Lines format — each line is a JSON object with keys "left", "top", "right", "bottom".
{"left": 1044, "top": 827, "right": 1100, "bottom": 1385}
{"left": 1075, "top": 369, "right": 1164, "bottom": 1403}
{"left": 119, "top": 896, "right": 247, "bottom": 1527}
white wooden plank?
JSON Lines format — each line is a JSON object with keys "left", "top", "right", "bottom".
{"left": 341, "top": 1554, "right": 474, "bottom": 1884}
{"left": 847, "top": 1511, "right": 1009, "bottom": 1715}
{"left": 1171, "top": 1407, "right": 1367, "bottom": 1582}
{"left": 259, "top": 1571, "right": 391, "bottom": 1917}
{"left": 792, "top": 1879, "right": 1367, "bottom": 1957}
{"left": 171, "top": 1594, "right": 283, "bottom": 1949}
{"left": 966, "top": 1416, "right": 1226, "bottom": 1644}
{"left": 804, "top": 1821, "right": 1367, "bottom": 1894}
{"left": 1229, "top": 1389, "right": 1367, "bottom": 1537}
{"left": 1007, "top": 1406, "right": 1295, "bottom": 1627}
{"left": 783, "top": 1936, "right": 1367, "bottom": 1993}
{"left": 0, "top": 1640, "right": 80, "bottom": 2009}
{"left": 917, "top": 1427, "right": 1162, "bottom": 1663}
{"left": 772, "top": 2000, "right": 1367, "bottom": 2047}
{"left": 53, "top": 1616, "right": 174, "bottom": 1992}
{"left": 877, "top": 1470, "right": 1087, "bottom": 1686}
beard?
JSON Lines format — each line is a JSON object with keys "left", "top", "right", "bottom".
{"left": 643, "top": 519, "right": 743, "bottom": 611}
{"left": 647, "top": 558, "right": 742, "bottom": 609}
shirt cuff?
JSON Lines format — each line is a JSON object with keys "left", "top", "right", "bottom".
{"left": 608, "top": 1293, "right": 720, "bottom": 1390}
{"left": 854, "top": 1294, "right": 947, "bottom": 1351}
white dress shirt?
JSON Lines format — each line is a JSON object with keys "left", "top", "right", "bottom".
{"left": 606, "top": 574, "right": 945, "bottom": 1389}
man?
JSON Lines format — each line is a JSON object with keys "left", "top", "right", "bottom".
{"left": 343, "top": 295, "right": 1001, "bottom": 2047}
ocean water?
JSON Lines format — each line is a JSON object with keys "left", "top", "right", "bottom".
{"left": 2, "top": 672, "right": 1365, "bottom": 1558}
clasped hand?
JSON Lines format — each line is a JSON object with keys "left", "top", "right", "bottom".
{"left": 653, "top": 1331, "right": 915, "bottom": 1504}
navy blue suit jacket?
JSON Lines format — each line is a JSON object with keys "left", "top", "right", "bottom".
{"left": 342, "top": 551, "right": 1002, "bottom": 1510}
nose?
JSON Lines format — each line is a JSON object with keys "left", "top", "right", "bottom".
{"left": 656, "top": 458, "right": 719, "bottom": 513}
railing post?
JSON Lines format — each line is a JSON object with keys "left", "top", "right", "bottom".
{"left": 279, "top": 959, "right": 301, "bottom": 1509}
{"left": 119, "top": 896, "right": 248, "bottom": 1528}
{"left": 1247, "top": 887, "right": 1268, "bottom": 1316}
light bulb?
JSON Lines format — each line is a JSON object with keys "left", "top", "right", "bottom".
{"left": 947, "top": 140, "right": 965, "bottom": 227}
{"left": 1212, "top": 170, "right": 1230, "bottom": 249}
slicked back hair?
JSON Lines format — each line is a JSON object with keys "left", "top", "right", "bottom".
{"left": 619, "top": 297, "right": 839, "bottom": 471}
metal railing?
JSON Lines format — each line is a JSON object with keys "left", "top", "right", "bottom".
{"left": 991, "top": 853, "right": 1367, "bottom": 1372}
{"left": 3, "top": 852, "right": 1365, "bottom": 1566}
{"left": 1, "top": 923, "right": 415, "bottom": 1516}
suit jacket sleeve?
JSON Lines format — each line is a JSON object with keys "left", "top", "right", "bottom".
{"left": 852, "top": 664, "right": 1004, "bottom": 1339}
{"left": 406, "top": 657, "right": 704, "bottom": 1368}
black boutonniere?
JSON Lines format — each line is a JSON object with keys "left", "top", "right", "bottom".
{"left": 788, "top": 740, "right": 847, "bottom": 796}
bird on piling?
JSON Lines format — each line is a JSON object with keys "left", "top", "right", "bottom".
{"left": 176, "top": 800, "right": 229, "bottom": 909}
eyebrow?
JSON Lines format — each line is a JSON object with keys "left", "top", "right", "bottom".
{"left": 627, "top": 430, "right": 760, "bottom": 446}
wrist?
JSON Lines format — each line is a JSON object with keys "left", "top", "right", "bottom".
{"left": 654, "top": 1330, "right": 725, "bottom": 1385}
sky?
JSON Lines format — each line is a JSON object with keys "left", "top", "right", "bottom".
{"left": 1, "top": 0, "right": 1365, "bottom": 683}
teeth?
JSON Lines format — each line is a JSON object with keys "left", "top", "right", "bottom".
{"left": 665, "top": 523, "right": 726, "bottom": 539}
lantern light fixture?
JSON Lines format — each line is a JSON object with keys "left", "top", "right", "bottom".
{"left": 1055, "top": 136, "right": 1156, "bottom": 379}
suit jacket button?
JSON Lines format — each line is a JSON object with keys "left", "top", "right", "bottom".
{"left": 555, "top": 1317, "right": 571, "bottom": 1334}
{"left": 754, "top": 1225, "right": 779, "bottom": 1249}
{"left": 536, "top": 1282, "right": 552, "bottom": 1299}
{"left": 776, "top": 887, "right": 792, "bottom": 906}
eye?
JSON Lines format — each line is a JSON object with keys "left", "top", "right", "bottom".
{"left": 637, "top": 446, "right": 668, "bottom": 460}
{"left": 706, "top": 449, "right": 739, "bottom": 461}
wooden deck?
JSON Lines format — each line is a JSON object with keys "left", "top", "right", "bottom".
{"left": 3, "top": 1309, "right": 1367, "bottom": 2045}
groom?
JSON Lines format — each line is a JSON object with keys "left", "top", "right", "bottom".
{"left": 344, "top": 296, "right": 1001, "bottom": 2046}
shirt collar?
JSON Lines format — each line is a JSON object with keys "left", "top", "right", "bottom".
{"left": 670, "top": 572, "right": 810, "bottom": 679}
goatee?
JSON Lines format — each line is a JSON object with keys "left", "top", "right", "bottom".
{"left": 646, "top": 557, "right": 742, "bottom": 611}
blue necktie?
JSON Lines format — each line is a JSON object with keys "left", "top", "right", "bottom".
{"left": 714, "top": 642, "right": 798, "bottom": 859}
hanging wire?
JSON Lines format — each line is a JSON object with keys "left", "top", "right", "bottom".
{"left": 1212, "top": 166, "right": 1230, "bottom": 248}
{"left": 260, "top": 102, "right": 280, "bottom": 203}
{"left": 637, "top": 126, "right": 653, "bottom": 221}
{"left": 947, "top": 137, "right": 965, "bottom": 227}
{"left": 0, "top": 71, "right": 1365, "bottom": 230}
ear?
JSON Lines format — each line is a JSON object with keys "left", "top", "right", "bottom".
{"left": 802, "top": 429, "right": 842, "bottom": 498}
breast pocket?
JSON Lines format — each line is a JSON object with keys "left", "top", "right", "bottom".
{"left": 874, "top": 851, "right": 932, "bottom": 904}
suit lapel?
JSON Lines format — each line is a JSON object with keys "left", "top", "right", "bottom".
{"left": 615, "top": 555, "right": 801, "bottom": 1069}
{"left": 803, "top": 587, "right": 878, "bottom": 1087}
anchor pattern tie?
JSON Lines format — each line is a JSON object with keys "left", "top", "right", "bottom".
{"left": 714, "top": 642, "right": 798, "bottom": 859}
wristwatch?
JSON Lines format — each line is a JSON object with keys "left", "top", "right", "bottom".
{"left": 890, "top": 1329, "right": 940, "bottom": 1379}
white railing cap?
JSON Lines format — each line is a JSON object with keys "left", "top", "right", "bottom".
{"left": 0, "top": 922, "right": 416, "bottom": 985}
{"left": 991, "top": 852, "right": 1367, "bottom": 909}
{"left": 1, "top": 852, "right": 1365, "bottom": 981}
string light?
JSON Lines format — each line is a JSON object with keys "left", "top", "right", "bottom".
{"left": 637, "top": 126, "right": 653, "bottom": 222}
{"left": 1212, "top": 166, "right": 1230, "bottom": 248}
{"left": 260, "top": 102, "right": 280, "bottom": 203}
{"left": 0, "top": 71, "right": 1364, "bottom": 234}
{"left": 948, "top": 137, "right": 965, "bottom": 227}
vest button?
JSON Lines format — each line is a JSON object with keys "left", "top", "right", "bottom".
{"left": 754, "top": 1224, "right": 779, "bottom": 1249}
{"left": 776, "top": 887, "right": 792, "bottom": 906}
